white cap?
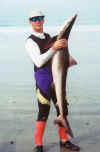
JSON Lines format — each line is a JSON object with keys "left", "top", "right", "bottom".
{"left": 29, "top": 10, "right": 45, "bottom": 19}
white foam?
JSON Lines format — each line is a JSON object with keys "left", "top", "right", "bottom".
{"left": 0, "top": 25, "right": 100, "bottom": 33}
{"left": 0, "top": 26, "right": 32, "bottom": 33}
{"left": 73, "top": 25, "right": 100, "bottom": 32}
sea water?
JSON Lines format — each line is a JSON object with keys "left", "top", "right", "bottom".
{"left": 0, "top": 25, "right": 100, "bottom": 115}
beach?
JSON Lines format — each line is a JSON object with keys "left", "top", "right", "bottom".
{"left": 0, "top": 26, "right": 100, "bottom": 152}
{"left": 0, "top": 89, "right": 100, "bottom": 152}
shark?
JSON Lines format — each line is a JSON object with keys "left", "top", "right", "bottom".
{"left": 44, "top": 14, "right": 77, "bottom": 138}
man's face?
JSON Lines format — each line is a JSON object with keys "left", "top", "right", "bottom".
{"left": 29, "top": 16, "right": 44, "bottom": 32}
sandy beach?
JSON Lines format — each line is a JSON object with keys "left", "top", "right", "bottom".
{"left": 0, "top": 86, "right": 100, "bottom": 152}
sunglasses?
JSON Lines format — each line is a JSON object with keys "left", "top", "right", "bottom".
{"left": 31, "top": 16, "right": 44, "bottom": 22}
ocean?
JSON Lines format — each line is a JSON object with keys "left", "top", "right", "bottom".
{"left": 0, "top": 25, "right": 100, "bottom": 114}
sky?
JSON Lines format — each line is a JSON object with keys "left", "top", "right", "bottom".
{"left": 0, "top": 0, "right": 100, "bottom": 26}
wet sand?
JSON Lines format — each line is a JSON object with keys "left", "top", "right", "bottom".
{"left": 0, "top": 99, "right": 100, "bottom": 152}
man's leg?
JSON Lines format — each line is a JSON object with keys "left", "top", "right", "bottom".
{"left": 33, "top": 87, "right": 51, "bottom": 152}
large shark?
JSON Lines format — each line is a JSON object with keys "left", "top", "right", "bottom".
{"left": 45, "top": 14, "right": 77, "bottom": 138}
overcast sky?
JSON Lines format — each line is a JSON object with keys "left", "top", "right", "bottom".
{"left": 0, "top": 0, "right": 100, "bottom": 25}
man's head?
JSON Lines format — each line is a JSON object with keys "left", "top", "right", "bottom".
{"left": 29, "top": 10, "right": 45, "bottom": 33}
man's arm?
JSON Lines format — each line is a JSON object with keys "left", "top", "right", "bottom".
{"left": 25, "top": 38, "right": 56, "bottom": 68}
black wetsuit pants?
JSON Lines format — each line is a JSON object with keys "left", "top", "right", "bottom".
{"left": 36, "top": 86, "right": 68, "bottom": 122}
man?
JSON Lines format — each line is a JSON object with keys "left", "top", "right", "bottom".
{"left": 25, "top": 10, "right": 80, "bottom": 152}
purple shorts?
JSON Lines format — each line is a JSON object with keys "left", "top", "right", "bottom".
{"left": 34, "top": 65, "right": 53, "bottom": 99}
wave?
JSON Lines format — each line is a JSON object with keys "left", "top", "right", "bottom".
{"left": 0, "top": 25, "right": 100, "bottom": 33}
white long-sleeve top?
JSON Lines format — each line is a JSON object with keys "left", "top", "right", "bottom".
{"left": 25, "top": 31, "right": 56, "bottom": 68}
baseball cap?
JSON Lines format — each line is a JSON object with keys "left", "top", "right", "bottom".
{"left": 29, "top": 10, "right": 45, "bottom": 19}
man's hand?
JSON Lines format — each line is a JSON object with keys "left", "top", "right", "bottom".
{"left": 52, "top": 39, "right": 68, "bottom": 51}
